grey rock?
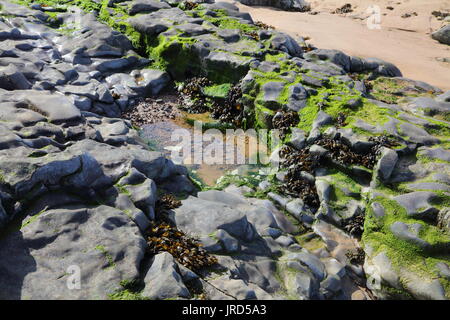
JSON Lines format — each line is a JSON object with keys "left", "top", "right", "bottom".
{"left": 259, "top": 81, "right": 285, "bottom": 110}
{"left": 128, "top": 0, "right": 171, "bottom": 15}
{"left": 407, "top": 182, "right": 450, "bottom": 192}
{"left": 301, "top": 74, "right": 327, "bottom": 87}
{"left": 173, "top": 196, "right": 256, "bottom": 242}
{"left": 436, "top": 262, "right": 450, "bottom": 280}
{"left": 217, "top": 28, "right": 240, "bottom": 43}
{"left": 324, "top": 258, "right": 346, "bottom": 278}
{"left": 257, "top": 61, "right": 280, "bottom": 73}
{"left": 373, "top": 147, "right": 398, "bottom": 182}
{"left": 6, "top": 90, "right": 81, "bottom": 124}
{"left": 408, "top": 97, "right": 450, "bottom": 119}
{"left": 270, "top": 32, "right": 303, "bottom": 57}
{"left": 401, "top": 272, "right": 446, "bottom": 300}
{"left": 436, "top": 90, "right": 450, "bottom": 103}
{"left": 142, "top": 252, "right": 190, "bottom": 299}
{"left": 312, "top": 111, "right": 332, "bottom": 129}
{"left": 216, "top": 229, "right": 241, "bottom": 253}
{"left": 320, "top": 274, "right": 342, "bottom": 298}
{"left": 288, "top": 128, "right": 307, "bottom": 149}
{"left": 0, "top": 65, "right": 32, "bottom": 90}
{"left": 390, "top": 221, "right": 432, "bottom": 251}
{"left": 275, "top": 235, "right": 295, "bottom": 247}
{"left": 286, "top": 199, "right": 314, "bottom": 224}
{"left": 438, "top": 208, "right": 450, "bottom": 230}
{"left": 292, "top": 271, "right": 319, "bottom": 299}
{"left": 287, "top": 252, "right": 326, "bottom": 281}
{"left": 371, "top": 202, "right": 386, "bottom": 219}
{"left": 0, "top": 205, "right": 147, "bottom": 299}
{"left": 315, "top": 180, "right": 331, "bottom": 203}
{"left": 309, "top": 144, "right": 327, "bottom": 157}
{"left": 418, "top": 146, "right": 450, "bottom": 162}
{"left": 432, "top": 24, "right": 450, "bottom": 45}
{"left": 286, "top": 83, "right": 308, "bottom": 111}
{"left": 267, "top": 192, "right": 290, "bottom": 208}
{"left": 393, "top": 192, "right": 439, "bottom": 221}
{"left": 238, "top": 0, "right": 310, "bottom": 12}
{"left": 207, "top": 277, "right": 267, "bottom": 300}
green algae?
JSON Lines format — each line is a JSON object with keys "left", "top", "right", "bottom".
{"left": 94, "top": 244, "right": 116, "bottom": 269}
{"left": 202, "top": 83, "right": 232, "bottom": 98}
{"left": 363, "top": 196, "right": 450, "bottom": 297}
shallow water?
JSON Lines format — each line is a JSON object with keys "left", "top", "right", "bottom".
{"left": 139, "top": 117, "right": 266, "bottom": 186}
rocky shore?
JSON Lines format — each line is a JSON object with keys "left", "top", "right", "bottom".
{"left": 0, "top": 0, "right": 449, "bottom": 300}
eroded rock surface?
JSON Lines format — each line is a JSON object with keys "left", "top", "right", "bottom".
{"left": 0, "top": 0, "right": 448, "bottom": 301}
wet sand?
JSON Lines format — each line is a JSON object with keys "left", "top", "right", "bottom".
{"left": 223, "top": 0, "right": 450, "bottom": 90}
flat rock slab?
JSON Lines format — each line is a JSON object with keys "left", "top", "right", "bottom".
{"left": 0, "top": 205, "right": 146, "bottom": 300}
{"left": 128, "top": 0, "right": 171, "bottom": 15}
{"left": 173, "top": 195, "right": 255, "bottom": 242}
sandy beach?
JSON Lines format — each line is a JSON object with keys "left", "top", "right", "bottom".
{"left": 224, "top": 0, "right": 450, "bottom": 90}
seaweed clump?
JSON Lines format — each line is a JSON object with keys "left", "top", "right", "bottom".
{"left": 254, "top": 21, "right": 274, "bottom": 30}
{"left": 178, "top": 77, "right": 212, "bottom": 113}
{"left": 335, "top": 112, "right": 347, "bottom": 128}
{"left": 180, "top": 1, "right": 199, "bottom": 10}
{"left": 333, "top": 3, "right": 353, "bottom": 14}
{"left": 343, "top": 211, "right": 365, "bottom": 238}
{"left": 157, "top": 194, "right": 182, "bottom": 211}
{"left": 210, "top": 84, "right": 245, "bottom": 127}
{"left": 147, "top": 193, "right": 218, "bottom": 272}
{"left": 316, "top": 138, "right": 377, "bottom": 169}
{"left": 345, "top": 247, "right": 365, "bottom": 265}
{"left": 272, "top": 111, "right": 300, "bottom": 139}
{"left": 279, "top": 145, "right": 321, "bottom": 208}
{"left": 146, "top": 222, "right": 218, "bottom": 272}
{"left": 368, "top": 135, "right": 400, "bottom": 149}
